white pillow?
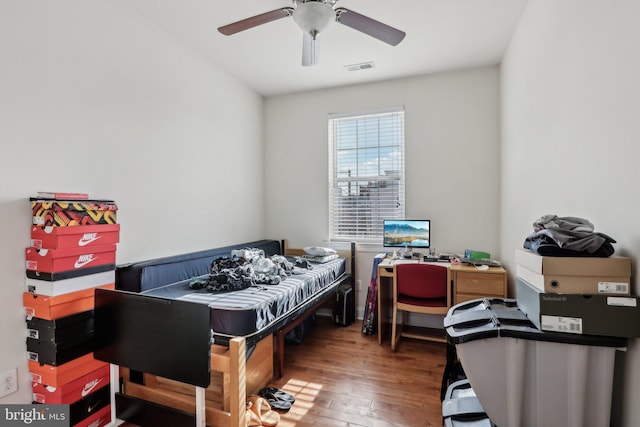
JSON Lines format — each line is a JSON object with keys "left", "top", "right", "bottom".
{"left": 303, "top": 246, "right": 337, "bottom": 256}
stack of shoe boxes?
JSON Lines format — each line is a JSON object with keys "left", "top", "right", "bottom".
{"left": 24, "top": 197, "right": 119, "bottom": 427}
{"left": 514, "top": 248, "right": 640, "bottom": 337}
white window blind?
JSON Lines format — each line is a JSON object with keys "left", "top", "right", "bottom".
{"left": 328, "top": 108, "right": 405, "bottom": 242}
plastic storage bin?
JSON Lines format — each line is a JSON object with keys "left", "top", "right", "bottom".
{"left": 444, "top": 298, "right": 627, "bottom": 427}
{"left": 442, "top": 379, "right": 494, "bottom": 427}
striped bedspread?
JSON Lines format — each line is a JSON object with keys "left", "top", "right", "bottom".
{"left": 141, "top": 257, "right": 346, "bottom": 338}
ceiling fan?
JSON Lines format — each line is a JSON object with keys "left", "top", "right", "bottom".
{"left": 218, "top": 0, "right": 406, "bottom": 66}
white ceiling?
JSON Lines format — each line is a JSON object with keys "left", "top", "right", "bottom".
{"left": 114, "top": 0, "right": 529, "bottom": 97}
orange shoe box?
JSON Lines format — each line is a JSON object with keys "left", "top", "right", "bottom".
{"left": 31, "top": 199, "right": 117, "bottom": 227}
{"left": 30, "top": 224, "right": 120, "bottom": 250}
{"left": 24, "top": 284, "right": 115, "bottom": 320}
{"left": 29, "top": 353, "right": 108, "bottom": 388}
{"left": 25, "top": 245, "right": 116, "bottom": 274}
{"left": 32, "top": 364, "right": 110, "bottom": 404}
{"left": 73, "top": 403, "right": 111, "bottom": 427}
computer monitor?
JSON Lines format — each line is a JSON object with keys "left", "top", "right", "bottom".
{"left": 383, "top": 219, "right": 430, "bottom": 254}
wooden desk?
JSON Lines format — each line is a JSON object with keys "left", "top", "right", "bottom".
{"left": 376, "top": 259, "right": 507, "bottom": 346}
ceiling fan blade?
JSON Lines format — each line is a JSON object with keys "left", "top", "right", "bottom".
{"left": 335, "top": 7, "right": 406, "bottom": 46}
{"left": 302, "top": 32, "right": 319, "bottom": 67}
{"left": 218, "top": 8, "right": 293, "bottom": 36}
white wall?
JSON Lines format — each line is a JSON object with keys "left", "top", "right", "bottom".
{"left": 500, "top": 0, "right": 640, "bottom": 425}
{"left": 0, "top": 1, "right": 264, "bottom": 403}
{"left": 264, "top": 67, "right": 502, "bottom": 313}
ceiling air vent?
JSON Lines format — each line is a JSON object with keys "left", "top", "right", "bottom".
{"left": 344, "top": 61, "right": 374, "bottom": 72}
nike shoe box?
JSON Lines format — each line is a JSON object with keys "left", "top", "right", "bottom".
{"left": 27, "top": 331, "right": 94, "bottom": 366}
{"left": 32, "top": 364, "right": 109, "bottom": 404}
{"left": 515, "top": 249, "right": 632, "bottom": 295}
{"left": 29, "top": 353, "right": 108, "bottom": 388}
{"left": 24, "top": 284, "right": 115, "bottom": 320}
{"left": 26, "top": 270, "right": 115, "bottom": 297}
{"left": 73, "top": 404, "right": 110, "bottom": 427}
{"left": 69, "top": 383, "right": 110, "bottom": 426}
{"left": 25, "top": 245, "right": 117, "bottom": 274}
{"left": 26, "top": 310, "right": 94, "bottom": 343}
{"left": 31, "top": 199, "right": 118, "bottom": 227}
{"left": 30, "top": 224, "right": 120, "bottom": 250}
{"left": 26, "top": 263, "right": 115, "bottom": 282}
{"left": 516, "top": 277, "right": 640, "bottom": 338}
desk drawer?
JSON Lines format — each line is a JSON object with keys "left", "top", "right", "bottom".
{"left": 455, "top": 272, "right": 505, "bottom": 296}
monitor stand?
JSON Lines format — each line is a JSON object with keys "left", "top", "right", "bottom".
{"left": 401, "top": 247, "right": 414, "bottom": 259}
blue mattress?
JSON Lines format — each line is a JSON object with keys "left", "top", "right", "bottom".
{"left": 142, "top": 257, "right": 346, "bottom": 342}
{"left": 116, "top": 240, "right": 282, "bottom": 293}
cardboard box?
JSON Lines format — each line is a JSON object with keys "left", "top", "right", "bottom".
{"left": 515, "top": 264, "right": 631, "bottom": 295}
{"left": 27, "top": 331, "right": 94, "bottom": 366}
{"left": 29, "top": 353, "right": 108, "bottom": 387}
{"left": 515, "top": 248, "right": 631, "bottom": 276}
{"left": 26, "top": 263, "right": 115, "bottom": 282}
{"left": 69, "top": 383, "right": 110, "bottom": 426}
{"left": 25, "top": 245, "right": 116, "bottom": 274}
{"left": 31, "top": 199, "right": 117, "bottom": 227}
{"left": 26, "top": 310, "right": 94, "bottom": 343}
{"left": 30, "top": 224, "right": 120, "bottom": 250}
{"left": 32, "top": 365, "right": 110, "bottom": 404}
{"left": 26, "top": 270, "right": 115, "bottom": 297}
{"left": 516, "top": 277, "right": 640, "bottom": 338}
{"left": 73, "top": 404, "right": 110, "bottom": 427}
{"left": 24, "top": 284, "right": 114, "bottom": 320}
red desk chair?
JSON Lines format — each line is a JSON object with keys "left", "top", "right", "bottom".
{"left": 392, "top": 263, "right": 451, "bottom": 351}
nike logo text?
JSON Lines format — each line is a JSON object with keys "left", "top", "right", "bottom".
{"left": 74, "top": 254, "right": 97, "bottom": 268}
{"left": 81, "top": 378, "right": 103, "bottom": 397}
{"left": 78, "top": 233, "right": 101, "bottom": 246}
{"left": 87, "top": 399, "right": 105, "bottom": 413}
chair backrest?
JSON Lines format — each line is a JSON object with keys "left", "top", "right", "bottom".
{"left": 396, "top": 263, "right": 448, "bottom": 299}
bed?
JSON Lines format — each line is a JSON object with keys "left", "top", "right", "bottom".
{"left": 93, "top": 239, "right": 355, "bottom": 427}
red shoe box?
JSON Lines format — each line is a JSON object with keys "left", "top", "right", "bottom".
{"left": 32, "top": 365, "right": 109, "bottom": 404}
{"left": 29, "top": 353, "right": 108, "bottom": 388}
{"left": 73, "top": 404, "right": 110, "bottom": 427}
{"left": 31, "top": 199, "right": 117, "bottom": 227}
{"left": 30, "top": 224, "right": 120, "bottom": 250}
{"left": 24, "top": 284, "right": 115, "bottom": 320}
{"left": 25, "top": 245, "right": 116, "bottom": 273}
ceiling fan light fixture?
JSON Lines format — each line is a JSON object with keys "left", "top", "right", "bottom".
{"left": 292, "top": 2, "right": 335, "bottom": 38}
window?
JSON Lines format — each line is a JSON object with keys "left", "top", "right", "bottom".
{"left": 328, "top": 107, "right": 405, "bottom": 242}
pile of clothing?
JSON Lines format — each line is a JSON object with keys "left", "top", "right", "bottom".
{"left": 523, "top": 215, "right": 616, "bottom": 257}
{"left": 189, "top": 248, "right": 313, "bottom": 293}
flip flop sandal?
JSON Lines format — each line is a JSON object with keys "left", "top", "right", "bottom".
{"left": 245, "top": 401, "right": 261, "bottom": 427}
{"left": 247, "top": 395, "right": 280, "bottom": 427}
{"left": 259, "top": 387, "right": 295, "bottom": 404}
{"left": 258, "top": 387, "right": 295, "bottom": 410}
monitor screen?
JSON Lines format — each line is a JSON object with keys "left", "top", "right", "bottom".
{"left": 383, "top": 219, "right": 430, "bottom": 248}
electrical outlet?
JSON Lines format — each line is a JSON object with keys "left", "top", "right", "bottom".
{"left": 356, "top": 279, "right": 362, "bottom": 291}
{"left": 0, "top": 368, "right": 18, "bottom": 398}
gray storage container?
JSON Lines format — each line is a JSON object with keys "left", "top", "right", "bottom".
{"left": 442, "top": 379, "right": 494, "bottom": 427}
{"left": 444, "top": 298, "right": 627, "bottom": 427}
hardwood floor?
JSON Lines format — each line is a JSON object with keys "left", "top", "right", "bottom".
{"left": 268, "top": 316, "right": 447, "bottom": 427}
{"left": 121, "top": 316, "right": 448, "bottom": 427}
